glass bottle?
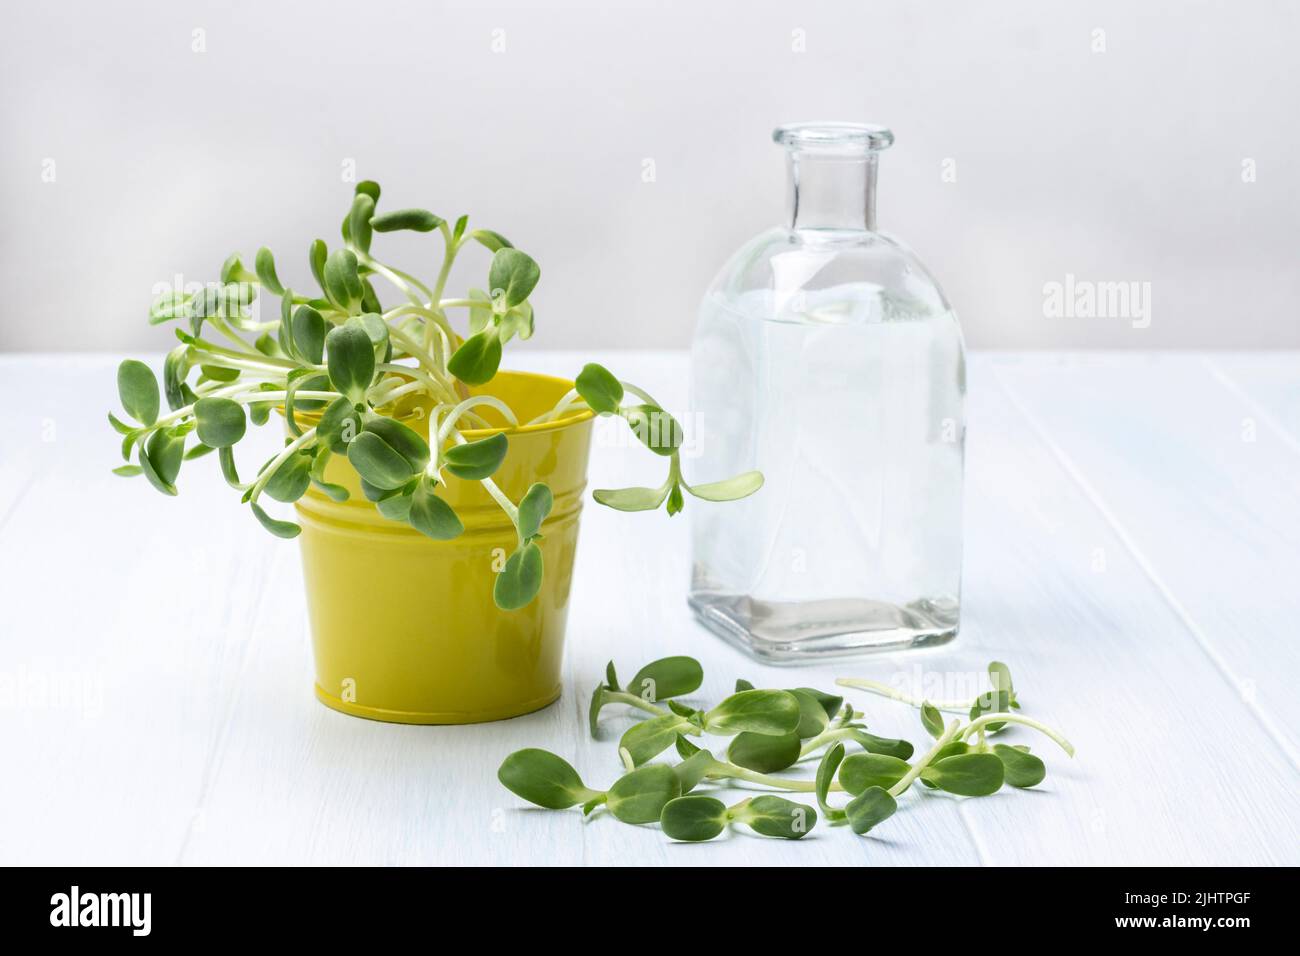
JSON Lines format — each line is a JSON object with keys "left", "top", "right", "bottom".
{"left": 687, "top": 122, "right": 965, "bottom": 662}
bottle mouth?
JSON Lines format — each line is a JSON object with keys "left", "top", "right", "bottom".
{"left": 773, "top": 122, "right": 894, "bottom": 154}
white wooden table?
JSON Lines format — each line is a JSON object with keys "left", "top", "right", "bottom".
{"left": 1, "top": 351, "right": 1297, "bottom": 866}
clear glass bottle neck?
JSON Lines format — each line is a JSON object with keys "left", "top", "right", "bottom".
{"left": 785, "top": 151, "right": 879, "bottom": 232}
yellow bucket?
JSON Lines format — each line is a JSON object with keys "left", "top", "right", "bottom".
{"left": 294, "top": 370, "right": 594, "bottom": 724}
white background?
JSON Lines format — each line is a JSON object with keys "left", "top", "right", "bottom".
{"left": 2, "top": 0, "right": 1297, "bottom": 353}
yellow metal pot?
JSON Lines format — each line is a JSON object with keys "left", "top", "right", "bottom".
{"left": 294, "top": 370, "right": 594, "bottom": 724}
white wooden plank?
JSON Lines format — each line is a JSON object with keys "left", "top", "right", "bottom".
{"left": 946, "top": 357, "right": 1299, "bottom": 864}
{"left": 991, "top": 353, "right": 1300, "bottom": 768}
{"left": 0, "top": 355, "right": 288, "bottom": 864}
{"left": 1204, "top": 352, "right": 1300, "bottom": 453}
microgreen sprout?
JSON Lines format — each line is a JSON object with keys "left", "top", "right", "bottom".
{"left": 499, "top": 656, "right": 1076, "bottom": 844}
{"left": 110, "top": 182, "right": 763, "bottom": 611}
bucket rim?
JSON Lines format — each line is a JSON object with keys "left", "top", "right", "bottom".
{"left": 289, "top": 368, "right": 596, "bottom": 437}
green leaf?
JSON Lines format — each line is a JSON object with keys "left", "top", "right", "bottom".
{"left": 149, "top": 290, "right": 191, "bottom": 324}
{"left": 675, "top": 733, "right": 702, "bottom": 759}
{"left": 839, "top": 753, "right": 911, "bottom": 795}
{"left": 621, "top": 404, "right": 683, "bottom": 456}
{"left": 493, "top": 540, "right": 544, "bottom": 610}
{"left": 466, "top": 288, "right": 494, "bottom": 334}
{"left": 308, "top": 446, "right": 348, "bottom": 501}
{"left": 587, "top": 685, "right": 609, "bottom": 737}
{"left": 221, "top": 253, "right": 256, "bottom": 285}
{"left": 660, "top": 795, "right": 727, "bottom": 842}
{"left": 323, "top": 248, "right": 363, "bottom": 312}
{"left": 921, "top": 700, "right": 945, "bottom": 739}
{"left": 499, "top": 301, "right": 535, "bottom": 343}
{"left": 117, "top": 359, "right": 160, "bottom": 426}
{"left": 264, "top": 451, "right": 313, "bottom": 503}
{"left": 146, "top": 428, "right": 184, "bottom": 484}
{"left": 605, "top": 661, "right": 621, "bottom": 692}
{"left": 665, "top": 483, "right": 684, "bottom": 516}
{"left": 348, "top": 312, "right": 391, "bottom": 364}
{"left": 470, "top": 229, "right": 512, "bottom": 252}
{"left": 284, "top": 371, "right": 326, "bottom": 436}
{"left": 251, "top": 398, "right": 276, "bottom": 424}
{"left": 112, "top": 464, "right": 143, "bottom": 477}
{"left": 348, "top": 192, "right": 375, "bottom": 253}
{"left": 627, "top": 656, "right": 703, "bottom": 702}
{"left": 354, "top": 180, "right": 381, "bottom": 203}
{"left": 198, "top": 365, "right": 238, "bottom": 384}
{"left": 364, "top": 417, "right": 430, "bottom": 471}
{"left": 193, "top": 397, "right": 246, "bottom": 448}
{"left": 274, "top": 288, "right": 297, "bottom": 359}
{"left": 224, "top": 279, "right": 257, "bottom": 313}
{"left": 843, "top": 729, "right": 915, "bottom": 761}
{"left": 704, "top": 689, "right": 801, "bottom": 736}
{"left": 325, "top": 323, "right": 375, "bottom": 402}
{"left": 574, "top": 363, "right": 624, "bottom": 414}
{"left": 254, "top": 247, "right": 284, "bottom": 295}
{"left": 488, "top": 248, "right": 540, "bottom": 308}
{"left": 361, "top": 277, "right": 383, "bottom": 314}
{"left": 592, "top": 484, "right": 670, "bottom": 512}
{"left": 250, "top": 501, "right": 301, "bottom": 538}
{"left": 845, "top": 786, "right": 897, "bottom": 835}
{"left": 791, "top": 688, "right": 835, "bottom": 738}
{"left": 741, "top": 795, "right": 816, "bottom": 840}
{"left": 162, "top": 346, "right": 191, "bottom": 411}
{"left": 727, "top": 732, "right": 801, "bottom": 773}
{"left": 309, "top": 239, "right": 328, "bottom": 292}
{"left": 359, "top": 478, "right": 392, "bottom": 502}
{"left": 291, "top": 306, "right": 326, "bottom": 365}
{"left": 370, "top": 208, "right": 443, "bottom": 233}
{"left": 497, "top": 749, "right": 594, "bottom": 810}
{"left": 256, "top": 328, "right": 284, "bottom": 357}
{"left": 800, "top": 688, "right": 844, "bottom": 722}
{"left": 447, "top": 329, "right": 502, "bottom": 386}
{"left": 815, "top": 743, "right": 847, "bottom": 823}
{"left": 347, "top": 431, "right": 414, "bottom": 490}
{"left": 618, "top": 714, "right": 691, "bottom": 767}
{"left": 218, "top": 446, "right": 242, "bottom": 489}
{"left": 138, "top": 441, "right": 176, "bottom": 495}
{"left": 993, "top": 744, "right": 1046, "bottom": 788}
{"left": 107, "top": 411, "right": 134, "bottom": 436}
{"left": 375, "top": 489, "right": 414, "bottom": 521}
{"left": 443, "top": 432, "right": 508, "bottom": 481}
{"left": 318, "top": 397, "right": 363, "bottom": 454}
{"left": 686, "top": 470, "right": 764, "bottom": 502}
{"left": 516, "top": 482, "right": 553, "bottom": 541}
{"left": 605, "top": 764, "right": 681, "bottom": 825}
{"left": 970, "top": 689, "right": 1013, "bottom": 733}
{"left": 917, "top": 739, "right": 970, "bottom": 793}
{"left": 187, "top": 284, "right": 223, "bottom": 324}
{"left": 666, "top": 699, "right": 697, "bottom": 720}
{"left": 409, "top": 480, "right": 463, "bottom": 540}
{"left": 671, "top": 749, "right": 717, "bottom": 793}
{"left": 919, "top": 752, "right": 1005, "bottom": 796}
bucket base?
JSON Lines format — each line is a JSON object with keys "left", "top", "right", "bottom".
{"left": 313, "top": 684, "right": 562, "bottom": 725}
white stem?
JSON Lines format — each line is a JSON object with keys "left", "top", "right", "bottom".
{"left": 436, "top": 396, "right": 518, "bottom": 444}
{"left": 249, "top": 427, "right": 318, "bottom": 500}
{"left": 888, "top": 720, "right": 962, "bottom": 797}
{"left": 962, "top": 713, "right": 1076, "bottom": 757}
{"left": 835, "top": 678, "right": 976, "bottom": 713}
